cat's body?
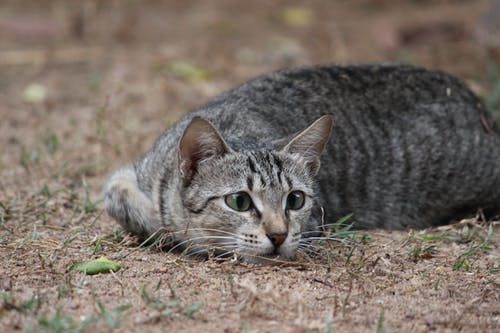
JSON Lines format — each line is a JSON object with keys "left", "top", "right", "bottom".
{"left": 104, "top": 64, "right": 500, "bottom": 262}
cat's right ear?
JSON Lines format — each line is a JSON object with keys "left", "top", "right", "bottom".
{"left": 178, "top": 117, "right": 230, "bottom": 180}
{"left": 282, "top": 115, "right": 333, "bottom": 175}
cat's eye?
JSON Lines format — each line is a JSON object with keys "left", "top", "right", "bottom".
{"left": 286, "top": 191, "right": 305, "bottom": 210}
{"left": 225, "top": 192, "right": 253, "bottom": 212}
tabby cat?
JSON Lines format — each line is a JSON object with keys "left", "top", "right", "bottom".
{"left": 104, "top": 64, "right": 500, "bottom": 262}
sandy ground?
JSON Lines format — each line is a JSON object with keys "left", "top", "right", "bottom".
{"left": 0, "top": 1, "right": 499, "bottom": 332}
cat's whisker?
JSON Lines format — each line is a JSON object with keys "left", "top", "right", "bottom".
{"left": 184, "top": 248, "right": 209, "bottom": 258}
{"left": 183, "top": 243, "right": 238, "bottom": 258}
{"left": 296, "top": 246, "right": 319, "bottom": 256}
{"left": 214, "top": 250, "right": 237, "bottom": 259}
{"left": 297, "top": 243, "right": 318, "bottom": 250}
{"left": 298, "top": 238, "right": 346, "bottom": 251}
{"left": 305, "top": 236, "right": 352, "bottom": 243}
{"left": 133, "top": 227, "right": 172, "bottom": 247}
{"left": 167, "top": 235, "right": 238, "bottom": 254}
{"left": 167, "top": 239, "right": 201, "bottom": 254}
{"left": 299, "top": 235, "right": 352, "bottom": 245}
{"left": 297, "top": 242, "right": 323, "bottom": 253}
{"left": 166, "top": 227, "right": 241, "bottom": 238}
{"left": 187, "top": 241, "right": 237, "bottom": 250}
{"left": 296, "top": 243, "right": 326, "bottom": 257}
{"left": 298, "top": 239, "right": 322, "bottom": 246}
{"left": 211, "top": 241, "right": 239, "bottom": 249}
{"left": 176, "top": 227, "right": 241, "bottom": 237}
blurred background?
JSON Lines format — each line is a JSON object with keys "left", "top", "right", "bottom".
{"left": 0, "top": 0, "right": 499, "bottom": 191}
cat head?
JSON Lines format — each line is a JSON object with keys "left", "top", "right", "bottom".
{"left": 173, "top": 115, "right": 332, "bottom": 263}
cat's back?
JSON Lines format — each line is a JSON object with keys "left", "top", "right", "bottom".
{"left": 151, "top": 64, "right": 497, "bottom": 148}
{"left": 201, "top": 64, "right": 494, "bottom": 130}
{"left": 181, "top": 64, "right": 495, "bottom": 147}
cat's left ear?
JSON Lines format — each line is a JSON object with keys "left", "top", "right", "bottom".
{"left": 178, "top": 117, "right": 230, "bottom": 180}
{"left": 282, "top": 115, "right": 333, "bottom": 175}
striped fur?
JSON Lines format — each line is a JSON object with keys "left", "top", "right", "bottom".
{"left": 104, "top": 64, "right": 500, "bottom": 262}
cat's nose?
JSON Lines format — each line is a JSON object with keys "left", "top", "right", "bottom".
{"left": 266, "top": 232, "right": 287, "bottom": 247}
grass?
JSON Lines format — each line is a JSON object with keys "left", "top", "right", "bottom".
{"left": 20, "top": 147, "right": 40, "bottom": 167}
{"left": 43, "top": 133, "right": 59, "bottom": 156}
{"left": 410, "top": 243, "right": 438, "bottom": 261}
{"left": 35, "top": 301, "right": 132, "bottom": 333}
{"left": 324, "top": 313, "right": 332, "bottom": 333}
{"left": 140, "top": 283, "right": 201, "bottom": 319}
{"left": 1, "top": 290, "right": 133, "bottom": 332}
{"left": 96, "top": 301, "right": 132, "bottom": 329}
{"left": 90, "top": 236, "right": 103, "bottom": 254}
{"left": 37, "top": 308, "right": 93, "bottom": 333}
{"left": 20, "top": 132, "right": 60, "bottom": 169}
{"left": 318, "top": 213, "right": 370, "bottom": 248}
{"left": 405, "top": 217, "right": 498, "bottom": 271}
{"left": 0, "top": 291, "right": 41, "bottom": 315}
{"left": 447, "top": 221, "right": 496, "bottom": 271}
{"left": 81, "top": 178, "right": 100, "bottom": 214}
{"left": 375, "top": 309, "right": 388, "bottom": 333}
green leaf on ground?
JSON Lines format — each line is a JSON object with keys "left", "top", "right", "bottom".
{"left": 68, "top": 256, "right": 121, "bottom": 275}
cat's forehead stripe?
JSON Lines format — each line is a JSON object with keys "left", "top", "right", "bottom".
{"left": 246, "top": 151, "right": 287, "bottom": 190}
{"left": 247, "top": 156, "right": 257, "bottom": 173}
{"left": 272, "top": 153, "right": 283, "bottom": 181}
{"left": 272, "top": 153, "right": 283, "bottom": 170}
{"left": 246, "top": 176, "right": 253, "bottom": 191}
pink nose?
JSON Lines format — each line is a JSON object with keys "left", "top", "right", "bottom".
{"left": 266, "top": 232, "right": 287, "bottom": 247}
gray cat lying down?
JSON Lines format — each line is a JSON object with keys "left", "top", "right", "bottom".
{"left": 104, "top": 64, "right": 500, "bottom": 262}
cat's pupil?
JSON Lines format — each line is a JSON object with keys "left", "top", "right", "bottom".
{"left": 236, "top": 196, "right": 245, "bottom": 208}
{"left": 286, "top": 191, "right": 305, "bottom": 210}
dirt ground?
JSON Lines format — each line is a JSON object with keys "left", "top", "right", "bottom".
{"left": 1, "top": 1, "right": 499, "bottom": 332}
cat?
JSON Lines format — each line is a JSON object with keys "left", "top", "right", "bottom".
{"left": 104, "top": 64, "right": 500, "bottom": 262}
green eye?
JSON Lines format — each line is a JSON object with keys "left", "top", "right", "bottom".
{"left": 225, "top": 192, "right": 253, "bottom": 212}
{"left": 286, "top": 191, "right": 305, "bottom": 210}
